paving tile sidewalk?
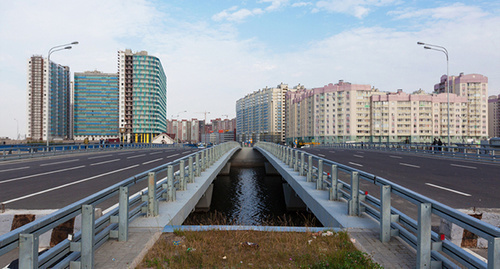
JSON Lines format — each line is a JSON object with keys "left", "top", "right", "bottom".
{"left": 94, "top": 227, "right": 162, "bottom": 268}
{"left": 348, "top": 228, "right": 416, "bottom": 269}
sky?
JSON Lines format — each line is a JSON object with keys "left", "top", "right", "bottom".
{"left": 1, "top": 0, "right": 500, "bottom": 139}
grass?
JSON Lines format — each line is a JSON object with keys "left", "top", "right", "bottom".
{"left": 138, "top": 229, "right": 382, "bottom": 268}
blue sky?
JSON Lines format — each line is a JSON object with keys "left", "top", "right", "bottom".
{"left": 1, "top": 0, "right": 500, "bottom": 139}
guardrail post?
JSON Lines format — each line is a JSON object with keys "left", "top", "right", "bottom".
{"left": 111, "top": 186, "right": 130, "bottom": 242}
{"left": 289, "top": 149, "right": 293, "bottom": 167}
{"left": 300, "top": 153, "right": 305, "bottom": 176}
{"left": 380, "top": 185, "right": 391, "bottom": 242}
{"left": 329, "top": 164, "right": 339, "bottom": 200}
{"left": 294, "top": 150, "right": 299, "bottom": 171}
{"left": 180, "top": 160, "right": 186, "bottom": 190}
{"left": 317, "top": 160, "right": 323, "bottom": 190}
{"left": 81, "top": 204, "right": 95, "bottom": 269}
{"left": 488, "top": 238, "right": 499, "bottom": 269}
{"left": 195, "top": 153, "right": 201, "bottom": 176}
{"left": 118, "top": 186, "right": 129, "bottom": 241}
{"left": 348, "top": 171, "right": 359, "bottom": 216}
{"left": 417, "top": 203, "right": 432, "bottom": 269}
{"left": 146, "top": 172, "right": 158, "bottom": 216}
{"left": 189, "top": 156, "right": 194, "bottom": 183}
{"left": 19, "top": 233, "right": 39, "bottom": 268}
{"left": 167, "top": 165, "right": 176, "bottom": 201}
{"left": 307, "top": 155, "right": 313, "bottom": 182}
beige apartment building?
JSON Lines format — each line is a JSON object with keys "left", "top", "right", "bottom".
{"left": 286, "top": 75, "right": 486, "bottom": 145}
{"left": 286, "top": 80, "right": 377, "bottom": 144}
{"left": 435, "top": 73, "right": 488, "bottom": 140}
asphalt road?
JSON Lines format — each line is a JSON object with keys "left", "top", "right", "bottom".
{"left": 301, "top": 147, "right": 500, "bottom": 210}
{"left": 0, "top": 147, "right": 199, "bottom": 210}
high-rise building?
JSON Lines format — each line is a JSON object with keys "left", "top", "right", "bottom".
{"left": 27, "top": 56, "right": 71, "bottom": 141}
{"left": 488, "top": 95, "right": 500, "bottom": 138}
{"left": 236, "top": 83, "right": 289, "bottom": 143}
{"left": 435, "top": 73, "right": 488, "bottom": 140}
{"left": 286, "top": 81, "right": 376, "bottom": 144}
{"left": 73, "top": 71, "right": 119, "bottom": 140}
{"left": 118, "top": 49, "right": 167, "bottom": 143}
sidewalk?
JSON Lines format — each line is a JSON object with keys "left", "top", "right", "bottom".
{"left": 94, "top": 226, "right": 417, "bottom": 268}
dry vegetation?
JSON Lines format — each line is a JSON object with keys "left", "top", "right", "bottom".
{"left": 139, "top": 229, "right": 382, "bottom": 268}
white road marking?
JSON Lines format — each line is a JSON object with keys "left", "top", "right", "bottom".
{"left": 167, "top": 153, "right": 180, "bottom": 158}
{"left": 127, "top": 154, "right": 146, "bottom": 159}
{"left": 142, "top": 158, "right": 163, "bottom": 165}
{"left": 353, "top": 155, "right": 364, "bottom": 158}
{"left": 40, "top": 159, "right": 80, "bottom": 166}
{"left": 329, "top": 151, "right": 335, "bottom": 153}
{"left": 118, "top": 152, "right": 135, "bottom": 155}
{"left": 90, "top": 159, "right": 120, "bottom": 166}
{"left": 1, "top": 165, "right": 140, "bottom": 205}
{"left": 0, "top": 166, "right": 30, "bottom": 173}
{"left": 318, "top": 154, "right": 326, "bottom": 157}
{"left": 450, "top": 164, "right": 477, "bottom": 170}
{"left": 348, "top": 162, "right": 363, "bottom": 167}
{"left": 149, "top": 151, "right": 163, "bottom": 155}
{"left": 399, "top": 163, "right": 420, "bottom": 168}
{"left": 425, "top": 183, "right": 472, "bottom": 197}
{"left": 0, "top": 166, "right": 85, "bottom": 184}
{"left": 88, "top": 154, "right": 113, "bottom": 160}
{"left": 389, "top": 155, "right": 402, "bottom": 159}
{"left": 181, "top": 151, "right": 191, "bottom": 154}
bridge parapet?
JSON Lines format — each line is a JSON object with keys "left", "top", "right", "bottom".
{"left": 256, "top": 142, "right": 500, "bottom": 269}
{"left": 0, "top": 142, "right": 240, "bottom": 268}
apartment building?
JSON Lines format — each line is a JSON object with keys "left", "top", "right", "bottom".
{"left": 236, "top": 83, "right": 289, "bottom": 143}
{"left": 435, "top": 73, "right": 488, "bottom": 140}
{"left": 73, "top": 71, "right": 119, "bottom": 140}
{"left": 286, "top": 80, "right": 376, "bottom": 144}
{"left": 488, "top": 95, "right": 500, "bottom": 138}
{"left": 285, "top": 80, "right": 474, "bottom": 144}
{"left": 118, "top": 49, "right": 167, "bottom": 143}
{"left": 371, "top": 90, "right": 467, "bottom": 143}
{"left": 27, "top": 56, "right": 71, "bottom": 141}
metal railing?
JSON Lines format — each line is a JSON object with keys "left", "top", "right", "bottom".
{"left": 317, "top": 142, "right": 500, "bottom": 163}
{"left": 0, "top": 143, "right": 186, "bottom": 162}
{"left": 256, "top": 142, "right": 500, "bottom": 269}
{"left": 0, "top": 142, "right": 240, "bottom": 268}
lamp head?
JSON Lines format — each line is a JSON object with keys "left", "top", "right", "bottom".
{"left": 423, "top": 46, "right": 432, "bottom": 50}
{"left": 71, "top": 41, "right": 79, "bottom": 45}
{"left": 64, "top": 46, "right": 72, "bottom": 50}
{"left": 417, "top": 41, "right": 425, "bottom": 45}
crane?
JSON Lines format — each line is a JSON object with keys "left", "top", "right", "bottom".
{"left": 195, "top": 111, "right": 211, "bottom": 134}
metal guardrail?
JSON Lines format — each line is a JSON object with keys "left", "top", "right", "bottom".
{"left": 0, "top": 142, "right": 240, "bottom": 268}
{"left": 0, "top": 143, "right": 186, "bottom": 162}
{"left": 317, "top": 142, "right": 500, "bottom": 163}
{"left": 256, "top": 142, "right": 500, "bottom": 269}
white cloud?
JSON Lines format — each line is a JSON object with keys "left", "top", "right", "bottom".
{"left": 0, "top": 1, "right": 499, "bottom": 139}
{"left": 292, "top": 2, "right": 313, "bottom": 8}
{"left": 259, "top": 0, "right": 290, "bottom": 11}
{"left": 390, "top": 3, "right": 488, "bottom": 21}
{"left": 212, "top": 6, "right": 265, "bottom": 22}
{"left": 314, "top": 0, "right": 398, "bottom": 18}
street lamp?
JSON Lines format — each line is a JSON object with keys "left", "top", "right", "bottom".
{"left": 417, "top": 41, "right": 451, "bottom": 147}
{"left": 46, "top": 41, "right": 78, "bottom": 147}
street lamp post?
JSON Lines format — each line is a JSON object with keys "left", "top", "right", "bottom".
{"left": 417, "top": 41, "right": 451, "bottom": 147}
{"left": 46, "top": 41, "right": 78, "bottom": 148}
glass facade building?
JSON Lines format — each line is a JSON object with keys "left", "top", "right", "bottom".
{"left": 73, "top": 71, "right": 119, "bottom": 140}
{"left": 118, "top": 50, "right": 167, "bottom": 143}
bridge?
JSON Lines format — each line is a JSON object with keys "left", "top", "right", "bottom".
{"left": 0, "top": 142, "right": 499, "bottom": 268}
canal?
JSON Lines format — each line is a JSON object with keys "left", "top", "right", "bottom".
{"left": 183, "top": 148, "right": 321, "bottom": 226}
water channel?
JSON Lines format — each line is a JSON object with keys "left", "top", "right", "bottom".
{"left": 183, "top": 149, "right": 321, "bottom": 227}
